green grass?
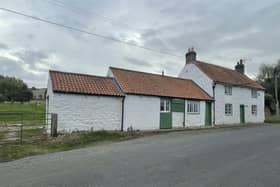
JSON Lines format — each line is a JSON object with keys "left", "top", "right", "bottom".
{"left": 0, "top": 131, "right": 131, "bottom": 162}
{"left": 265, "top": 115, "right": 280, "bottom": 123}
{"left": 0, "top": 101, "right": 46, "bottom": 125}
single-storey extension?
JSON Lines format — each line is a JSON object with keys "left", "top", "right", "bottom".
{"left": 47, "top": 68, "right": 213, "bottom": 132}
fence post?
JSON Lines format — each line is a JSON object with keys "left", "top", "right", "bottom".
{"left": 20, "top": 124, "right": 23, "bottom": 144}
{"left": 51, "top": 113, "right": 58, "bottom": 137}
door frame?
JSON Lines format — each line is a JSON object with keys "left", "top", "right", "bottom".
{"left": 205, "top": 101, "right": 212, "bottom": 126}
{"left": 240, "top": 104, "right": 245, "bottom": 124}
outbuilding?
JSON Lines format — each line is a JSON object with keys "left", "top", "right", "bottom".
{"left": 109, "top": 67, "right": 213, "bottom": 131}
{"left": 46, "top": 70, "right": 124, "bottom": 132}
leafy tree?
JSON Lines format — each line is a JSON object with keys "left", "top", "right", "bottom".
{"left": 0, "top": 75, "right": 33, "bottom": 102}
{"left": 257, "top": 60, "right": 280, "bottom": 114}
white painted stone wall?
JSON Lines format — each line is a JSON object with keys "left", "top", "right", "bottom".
{"left": 185, "top": 100, "right": 206, "bottom": 127}
{"left": 123, "top": 95, "right": 160, "bottom": 130}
{"left": 179, "top": 63, "right": 213, "bottom": 96}
{"left": 46, "top": 84, "right": 123, "bottom": 132}
{"left": 172, "top": 112, "right": 184, "bottom": 128}
{"left": 215, "top": 84, "right": 265, "bottom": 125}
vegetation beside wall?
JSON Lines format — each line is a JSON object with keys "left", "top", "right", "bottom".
{"left": 265, "top": 115, "right": 280, "bottom": 123}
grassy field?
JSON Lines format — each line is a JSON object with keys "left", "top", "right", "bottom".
{"left": 0, "top": 101, "right": 46, "bottom": 125}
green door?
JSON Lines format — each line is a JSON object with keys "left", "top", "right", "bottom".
{"left": 205, "top": 102, "right": 212, "bottom": 126}
{"left": 160, "top": 112, "right": 172, "bottom": 129}
{"left": 240, "top": 105, "right": 245, "bottom": 124}
{"left": 160, "top": 98, "right": 172, "bottom": 129}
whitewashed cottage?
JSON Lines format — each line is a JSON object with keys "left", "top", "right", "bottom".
{"left": 47, "top": 49, "right": 264, "bottom": 132}
{"left": 179, "top": 49, "right": 265, "bottom": 125}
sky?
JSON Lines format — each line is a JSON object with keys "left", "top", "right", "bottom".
{"left": 0, "top": 0, "right": 279, "bottom": 88}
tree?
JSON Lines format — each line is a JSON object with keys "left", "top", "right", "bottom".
{"left": 257, "top": 60, "right": 280, "bottom": 114}
{"left": 0, "top": 75, "right": 33, "bottom": 102}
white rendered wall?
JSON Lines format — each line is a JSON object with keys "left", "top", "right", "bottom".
{"left": 48, "top": 92, "right": 123, "bottom": 132}
{"left": 214, "top": 84, "right": 265, "bottom": 125}
{"left": 123, "top": 95, "right": 160, "bottom": 130}
{"left": 179, "top": 63, "right": 213, "bottom": 96}
{"left": 185, "top": 100, "right": 206, "bottom": 127}
{"left": 172, "top": 112, "right": 184, "bottom": 128}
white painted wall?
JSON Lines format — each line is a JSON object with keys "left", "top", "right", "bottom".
{"left": 172, "top": 112, "right": 184, "bottom": 128}
{"left": 179, "top": 63, "right": 213, "bottom": 96}
{"left": 215, "top": 84, "right": 265, "bottom": 125}
{"left": 123, "top": 95, "right": 160, "bottom": 130}
{"left": 185, "top": 100, "right": 206, "bottom": 127}
{"left": 179, "top": 63, "right": 265, "bottom": 125}
{"left": 46, "top": 85, "right": 123, "bottom": 132}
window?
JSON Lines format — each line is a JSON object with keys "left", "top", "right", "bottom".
{"left": 187, "top": 101, "right": 200, "bottom": 114}
{"left": 160, "top": 99, "right": 170, "bottom": 112}
{"left": 252, "top": 105, "right": 257, "bottom": 115}
{"left": 225, "top": 103, "right": 233, "bottom": 116}
{"left": 225, "top": 86, "right": 232, "bottom": 95}
{"left": 251, "top": 89, "right": 258, "bottom": 98}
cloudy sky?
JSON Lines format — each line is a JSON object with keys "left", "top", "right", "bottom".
{"left": 0, "top": 0, "right": 279, "bottom": 87}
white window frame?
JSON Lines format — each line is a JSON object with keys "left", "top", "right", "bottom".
{"left": 251, "top": 89, "right": 258, "bottom": 98}
{"left": 225, "top": 103, "right": 233, "bottom": 116}
{"left": 187, "top": 101, "right": 200, "bottom": 114}
{"left": 252, "top": 105, "right": 257, "bottom": 115}
{"left": 160, "top": 99, "right": 170, "bottom": 113}
{"left": 225, "top": 86, "right": 232, "bottom": 95}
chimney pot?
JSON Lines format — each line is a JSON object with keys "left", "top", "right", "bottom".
{"left": 185, "top": 48, "right": 197, "bottom": 64}
{"left": 235, "top": 59, "right": 245, "bottom": 74}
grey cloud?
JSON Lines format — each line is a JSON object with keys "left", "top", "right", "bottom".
{"left": 123, "top": 57, "right": 153, "bottom": 68}
{"left": 0, "top": 43, "right": 8, "bottom": 50}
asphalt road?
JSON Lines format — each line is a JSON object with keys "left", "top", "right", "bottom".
{"left": 1, "top": 125, "right": 280, "bottom": 187}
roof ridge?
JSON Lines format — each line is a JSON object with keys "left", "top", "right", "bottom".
{"left": 49, "top": 70, "right": 113, "bottom": 80}
{"left": 109, "top": 66, "right": 192, "bottom": 82}
{"left": 196, "top": 60, "right": 237, "bottom": 72}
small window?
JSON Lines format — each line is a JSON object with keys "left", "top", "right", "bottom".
{"left": 187, "top": 101, "right": 200, "bottom": 114}
{"left": 225, "top": 103, "right": 233, "bottom": 116}
{"left": 225, "top": 86, "right": 232, "bottom": 95}
{"left": 251, "top": 89, "right": 258, "bottom": 98}
{"left": 160, "top": 99, "right": 170, "bottom": 112}
{"left": 252, "top": 105, "right": 257, "bottom": 115}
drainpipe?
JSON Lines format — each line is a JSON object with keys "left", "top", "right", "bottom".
{"left": 212, "top": 82, "right": 216, "bottom": 126}
{"left": 121, "top": 97, "right": 125, "bottom": 131}
{"left": 183, "top": 99, "right": 186, "bottom": 128}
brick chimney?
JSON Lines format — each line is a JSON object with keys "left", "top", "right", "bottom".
{"left": 185, "top": 47, "right": 197, "bottom": 63}
{"left": 235, "top": 59, "right": 245, "bottom": 74}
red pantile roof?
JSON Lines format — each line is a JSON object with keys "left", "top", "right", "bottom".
{"left": 195, "top": 61, "right": 264, "bottom": 90}
{"left": 110, "top": 67, "right": 212, "bottom": 100}
{"left": 49, "top": 70, "right": 123, "bottom": 96}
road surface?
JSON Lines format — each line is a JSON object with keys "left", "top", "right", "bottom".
{"left": 1, "top": 125, "right": 280, "bottom": 187}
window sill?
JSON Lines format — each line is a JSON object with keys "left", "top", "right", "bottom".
{"left": 187, "top": 112, "right": 200, "bottom": 115}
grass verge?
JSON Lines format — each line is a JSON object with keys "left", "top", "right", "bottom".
{"left": 0, "top": 131, "right": 136, "bottom": 162}
{"left": 264, "top": 115, "right": 280, "bottom": 123}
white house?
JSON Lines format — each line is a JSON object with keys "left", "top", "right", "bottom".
{"left": 46, "top": 49, "right": 265, "bottom": 132}
{"left": 179, "top": 49, "right": 265, "bottom": 125}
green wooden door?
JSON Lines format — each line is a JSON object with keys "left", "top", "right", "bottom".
{"left": 160, "top": 112, "right": 172, "bottom": 129}
{"left": 205, "top": 102, "right": 212, "bottom": 126}
{"left": 160, "top": 98, "right": 172, "bottom": 129}
{"left": 240, "top": 105, "right": 245, "bottom": 124}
